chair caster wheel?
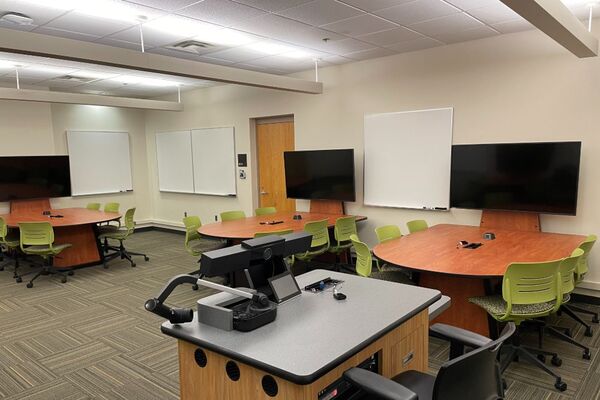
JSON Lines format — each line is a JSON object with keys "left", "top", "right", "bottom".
{"left": 585, "top": 327, "right": 593, "bottom": 337}
{"left": 131, "top": 263, "right": 136, "bottom": 267}
{"left": 551, "top": 356, "right": 562, "bottom": 367}
{"left": 26, "top": 283, "right": 33, "bottom": 288}
{"left": 144, "top": 256, "right": 149, "bottom": 261}
{"left": 67, "top": 271, "right": 74, "bottom": 276}
{"left": 61, "top": 277, "right": 67, "bottom": 283}
{"left": 593, "top": 316, "right": 599, "bottom": 324}
{"left": 554, "top": 379, "right": 567, "bottom": 392}
{"left": 583, "top": 350, "right": 591, "bottom": 360}
{"left": 0, "top": 266, "right": 4, "bottom": 271}
{"left": 15, "top": 277, "right": 22, "bottom": 283}
{"left": 564, "top": 329, "right": 572, "bottom": 337}
{"left": 537, "top": 354, "right": 546, "bottom": 363}
{"left": 192, "top": 284, "right": 199, "bottom": 291}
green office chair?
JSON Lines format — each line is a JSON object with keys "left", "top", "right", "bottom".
{"left": 296, "top": 219, "right": 330, "bottom": 263}
{"left": 220, "top": 210, "right": 246, "bottom": 222}
{"left": 375, "top": 225, "right": 402, "bottom": 243}
{"left": 86, "top": 203, "right": 101, "bottom": 211}
{"left": 99, "top": 208, "right": 149, "bottom": 268}
{"left": 406, "top": 219, "right": 428, "bottom": 234}
{"left": 183, "top": 216, "right": 225, "bottom": 290}
{"left": 349, "top": 234, "right": 413, "bottom": 284}
{"left": 562, "top": 234, "right": 598, "bottom": 332}
{"left": 254, "top": 229, "right": 293, "bottom": 238}
{"left": 18, "top": 222, "right": 72, "bottom": 288}
{"left": 328, "top": 216, "right": 357, "bottom": 268}
{"left": 469, "top": 258, "right": 567, "bottom": 391}
{"left": 255, "top": 206, "right": 277, "bottom": 216}
{"left": 104, "top": 202, "right": 120, "bottom": 213}
{"left": 98, "top": 202, "right": 121, "bottom": 250}
{"left": 0, "top": 216, "right": 21, "bottom": 280}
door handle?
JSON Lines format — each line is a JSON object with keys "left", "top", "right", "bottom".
{"left": 260, "top": 191, "right": 269, "bottom": 195}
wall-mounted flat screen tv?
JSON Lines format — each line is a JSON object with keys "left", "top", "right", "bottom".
{"left": 284, "top": 149, "right": 356, "bottom": 201}
{"left": 0, "top": 156, "right": 72, "bottom": 202}
{"left": 450, "top": 142, "right": 581, "bottom": 215}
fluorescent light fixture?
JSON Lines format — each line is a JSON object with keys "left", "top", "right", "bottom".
{"left": 71, "top": 70, "right": 116, "bottom": 80}
{"left": 195, "top": 28, "right": 256, "bottom": 47}
{"left": 281, "top": 49, "right": 314, "bottom": 59}
{"left": 246, "top": 41, "right": 296, "bottom": 55}
{"left": 75, "top": 0, "right": 145, "bottom": 23}
{"left": 27, "top": 65, "right": 74, "bottom": 74}
{"left": 22, "top": 0, "right": 78, "bottom": 10}
{"left": 0, "top": 60, "right": 17, "bottom": 69}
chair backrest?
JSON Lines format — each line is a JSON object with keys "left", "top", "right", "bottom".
{"left": 334, "top": 216, "right": 357, "bottom": 244}
{"left": 254, "top": 229, "right": 293, "bottom": 238}
{"left": 406, "top": 219, "right": 428, "bottom": 234}
{"left": 104, "top": 202, "right": 120, "bottom": 213}
{"left": 576, "top": 234, "right": 597, "bottom": 281}
{"left": 350, "top": 234, "right": 373, "bottom": 277}
{"left": 183, "top": 215, "right": 202, "bottom": 245}
{"left": 19, "top": 222, "right": 54, "bottom": 248}
{"left": 375, "top": 225, "right": 402, "bottom": 243}
{"left": 255, "top": 206, "right": 277, "bottom": 216}
{"left": 502, "top": 258, "right": 562, "bottom": 314}
{"left": 220, "top": 210, "right": 246, "bottom": 222}
{"left": 123, "top": 208, "right": 136, "bottom": 233}
{"left": 303, "top": 219, "right": 330, "bottom": 250}
{"left": 0, "top": 216, "right": 7, "bottom": 241}
{"left": 433, "top": 322, "right": 516, "bottom": 400}
{"left": 559, "top": 248, "right": 584, "bottom": 296}
{"left": 86, "top": 203, "right": 101, "bottom": 211}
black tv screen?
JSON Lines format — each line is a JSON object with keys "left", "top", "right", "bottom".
{"left": 284, "top": 149, "right": 356, "bottom": 201}
{"left": 0, "top": 156, "right": 72, "bottom": 202}
{"left": 450, "top": 142, "right": 581, "bottom": 215}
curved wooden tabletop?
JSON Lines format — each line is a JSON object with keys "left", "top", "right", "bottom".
{"left": 1, "top": 208, "right": 121, "bottom": 228}
{"left": 198, "top": 211, "right": 367, "bottom": 240}
{"left": 374, "top": 224, "right": 586, "bottom": 278}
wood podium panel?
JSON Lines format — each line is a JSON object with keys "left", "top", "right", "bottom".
{"left": 309, "top": 200, "right": 345, "bottom": 214}
{"left": 178, "top": 310, "right": 428, "bottom": 400}
{"left": 10, "top": 198, "right": 51, "bottom": 213}
{"left": 480, "top": 210, "right": 540, "bottom": 232}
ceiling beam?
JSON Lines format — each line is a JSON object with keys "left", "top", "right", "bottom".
{"left": 501, "top": 0, "right": 598, "bottom": 58}
{"left": 0, "top": 87, "right": 184, "bottom": 111}
{"left": 0, "top": 27, "right": 323, "bottom": 94}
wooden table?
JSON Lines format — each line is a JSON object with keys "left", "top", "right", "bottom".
{"left": 374, "top": 224, "right": 586, "bottom": 336}
{"left": 198, "top": 211, "right": 367, "bottom": 240}
{"left": 1, "top": 208, "right": 121, "bottom": 269}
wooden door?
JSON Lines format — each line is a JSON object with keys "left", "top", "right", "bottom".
{"left": 256, "top": 121, "right": 296, "bottom": 212}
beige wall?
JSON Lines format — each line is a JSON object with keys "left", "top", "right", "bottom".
{"left": 0, "top": 102, "right": 151, "bottom": 221}
{"left": 145, "top": 28, "right": 600, "bottom": 291}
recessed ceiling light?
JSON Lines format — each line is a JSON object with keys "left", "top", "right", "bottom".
{"left": 0, "top": 12, "right": 34, "bottom": 26}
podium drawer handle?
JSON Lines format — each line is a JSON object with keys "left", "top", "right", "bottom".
{"left": 403, "top": 351, "right": 414, "bottom": 366}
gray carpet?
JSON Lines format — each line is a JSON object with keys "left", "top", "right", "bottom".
{"left": 0, "top": 230, "right": 598, "bottom": 399}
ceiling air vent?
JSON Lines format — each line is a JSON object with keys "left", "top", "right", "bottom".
{"left": 166, "top": 40, "right": 215, "bottom": 54}
{"left": 54, "top": 75, "right": 92, "bottom": 83}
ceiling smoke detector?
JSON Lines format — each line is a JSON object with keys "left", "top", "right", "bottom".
{"left": 0, "top": 12, "right": 34, "bottom": 26}
{"left": 166, "top": 40, "right": 215, "bottom": 54}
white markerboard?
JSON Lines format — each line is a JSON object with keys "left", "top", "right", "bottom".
{"left": 156, "top": 131, "right": 194, "bottom": 193}
{"left": 363, "top": 108, "right": 453, "bottom": 210}
{"left": 191, "top": 127, "right": 236, "bottom": 196}
{"left": 67, "top": 131, "right": 133, "bottom": 196}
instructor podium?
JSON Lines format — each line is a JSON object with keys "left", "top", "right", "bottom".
{"left": 161, "top": 270, "right": 440, "bottom": 399}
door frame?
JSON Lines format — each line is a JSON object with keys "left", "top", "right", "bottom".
{"left": 250, "top": 114, "right": 295, "bottom": 212}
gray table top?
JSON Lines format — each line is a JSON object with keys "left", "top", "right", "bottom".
{"left": 161, "top": 270, "right": 441, "bottom": 384}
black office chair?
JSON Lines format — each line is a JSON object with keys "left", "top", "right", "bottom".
{"left": 343, "top": 322, "right": 516, "bottom": 400}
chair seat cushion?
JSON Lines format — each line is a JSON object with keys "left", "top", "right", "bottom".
{"left": 187, "top": 240, "right": 225, "bottom": 255}
{"left": 392, "top": 370, "right": 435, "bottom": 400}
{"left": 23, "top": 244, "right": 71, "bottom": 256}
{"left": 469, "top": 295, "right": 556, "bottom": 317}
{"left": 98, "top": 229, "right": 130, "bottom": 240}
{"left": 1, "top": 237, "right": 20, "bottom": 248}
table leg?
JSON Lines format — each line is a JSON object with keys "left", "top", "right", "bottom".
{"left": 53, "top": 224, "right": 102, "bottom": 268}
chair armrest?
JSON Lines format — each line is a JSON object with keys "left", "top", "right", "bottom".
{"left": 430, "top": 323, "right": 492, "bottom": 348}
{"left": 343, "top": 368, "right": 418, "bottom": 400}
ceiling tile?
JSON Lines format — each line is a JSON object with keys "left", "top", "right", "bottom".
{"left": 33, "top": 26, "right": 101, "bottom": 41}
{"left": 359, "top": 26, "right": 424, "bottom": 46}
{"left": 123, "top": 0, "right": 202, "bottom": 12}
{"left": 321, "top": 14, "right": 396, "bottom": 36}
{"left": 231, "top": 0, "right": 313, "bottom": 12}
{"left": 0, "top": 0, "right": 69, "bottom": 25}
{"left": 108, "top": 22, "right": 197, "bottom": 47}
{"left": 434, "top": 25, "right": 498, "bottom": 43}
{"left": 177, "top": 0, "right": 266, "bottom": 26}
{"left": 235, "top": 63, "right": 287, "bottom": 74}
{"left": 277, "top": 0, "right": 363, "bottom": 26}
{"left": 386, "top": 36, "right": 442, "bottom": 52}
{"left": 374, "top": 0, "right": 460, "bottom": 25}
{"left": 467, "top": 4, "right": 522, "bottom": 25}
{"left": 344, "top": 47, "right": 394, "bottom": 60}
{"left": 321, "top": 54, "right": 351, "bottom": 64}
{"left": 95, "top": 37, "right": 147, "bottom": 51}
{"left": 201, "top": 46, "right": 266, "bottom": 62}
{"left": 44, "top": 11, "right": 136, "bottom": 37}
{"left": 491, "top": 19, "right": 532, "bottom": 34}
{"left": 196, "top": 55, "right": 237, "bottom": 65}
{"left": 409, "top": 12, "right": 483, "bottom": 37}
{"left": 337, "top": 0, "right": 414, "bottom": 12}
{"left": 444, "top": 0, "right": 498, "bottom": 11}
{"left": 147, "top": 46, "right": 214, "bottom": 60}
{"left": 318, "top": 37, "right": 374, "bottom": 54}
